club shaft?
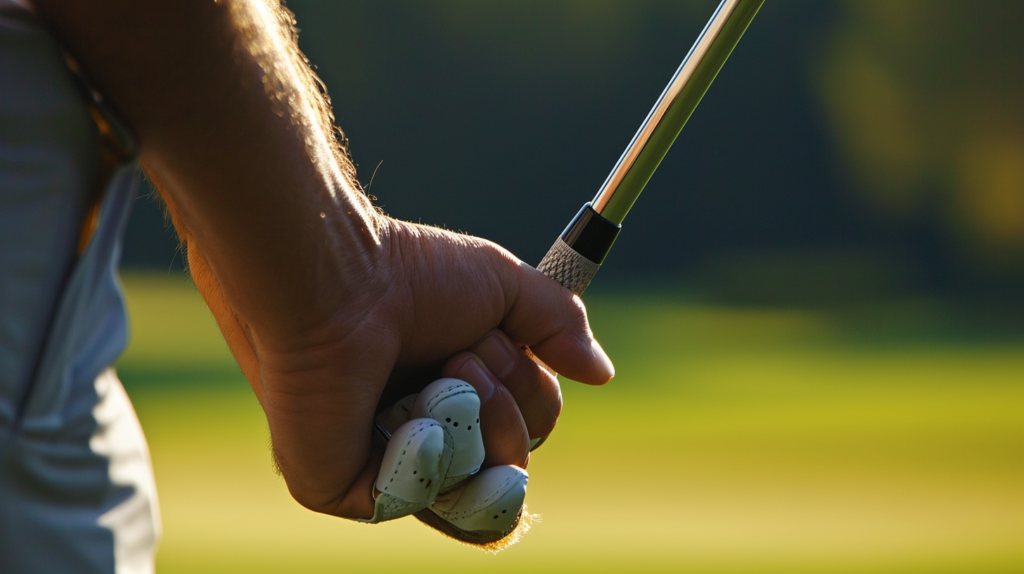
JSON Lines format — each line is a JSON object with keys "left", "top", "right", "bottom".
{"left": 537, "top": 0, "right": 764, "bottom": 295}
{"left": 591, "top": 0, "right": 765, "bottom": 225}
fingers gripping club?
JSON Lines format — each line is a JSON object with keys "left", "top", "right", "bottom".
{"left": 364, "top": 378, "right": 529, "bottom": 545}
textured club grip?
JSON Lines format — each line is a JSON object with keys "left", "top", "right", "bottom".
{"left": 537, "top": 237, "right": 601, "bottom": 296}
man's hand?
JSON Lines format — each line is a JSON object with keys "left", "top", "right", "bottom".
{"left": 34, "top": 0, "right": 612, "bottom": 521}
{"left": 191, "top": 217, "right": 613, "bottom": 519}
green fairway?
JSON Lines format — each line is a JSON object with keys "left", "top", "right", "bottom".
{"left": 116, "top": 273, "right": 1024, "bottom": 573}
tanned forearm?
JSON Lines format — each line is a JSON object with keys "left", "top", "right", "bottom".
{"left": 33, "top": 1, "right": 397, "bottom": 516}
{"left": 33, "top": 0, "right": 384, "bottom": 353}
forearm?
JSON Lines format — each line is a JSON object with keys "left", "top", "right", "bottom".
{"left": 33, "top": 0, "right": 384, "bottom": 348}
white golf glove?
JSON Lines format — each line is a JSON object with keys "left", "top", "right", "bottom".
{"left": 362, "top": 378, "right": 530, "bottom": 547}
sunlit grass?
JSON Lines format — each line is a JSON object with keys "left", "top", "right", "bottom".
{"left": 117, "top": 273, "right": 1024, "bottom": 573}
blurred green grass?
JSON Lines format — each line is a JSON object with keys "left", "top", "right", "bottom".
{"left": 116, "top": 273, "right": 1024, "bottom": 574}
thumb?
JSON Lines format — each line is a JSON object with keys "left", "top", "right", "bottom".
{"left": 497, "top": 261, "right": 614, "bottom": 385}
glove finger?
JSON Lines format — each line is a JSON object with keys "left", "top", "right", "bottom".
{"left": 412, "top": 378, "right": 485, "bottom": 492}
{"left": 443, "top": 352, "right": 530, "bottom": 469}
{"left": 416, "top": 465, "right": 530, "bottom": 549}
{"left": 361, "top": 417, "right": 448, "bottom": 523}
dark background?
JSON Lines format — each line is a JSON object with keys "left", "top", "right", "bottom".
{"left": 121, "top": 0, "right": 1024, "bottom": 304}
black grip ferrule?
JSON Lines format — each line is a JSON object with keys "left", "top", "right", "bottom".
{"left": 560, "top": 203, "right": 622, "bottom": 265}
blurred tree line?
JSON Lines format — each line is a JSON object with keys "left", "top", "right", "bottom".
{"left": 122, "top": 0, "right": 1024, "bottom": 304}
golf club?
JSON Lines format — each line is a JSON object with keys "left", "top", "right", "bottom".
{"left": 538, "top": 0, "right": 765, "bottom": 295}
{"left": 375, "top": 0, "right": 765, "bottom": 446}
{"left": 369, "top": 1, "right": 767, "bottom": 533}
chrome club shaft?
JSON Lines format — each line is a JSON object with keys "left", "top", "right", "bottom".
{"left": 538, "top": 0, "right": 765, "bottom": 295}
